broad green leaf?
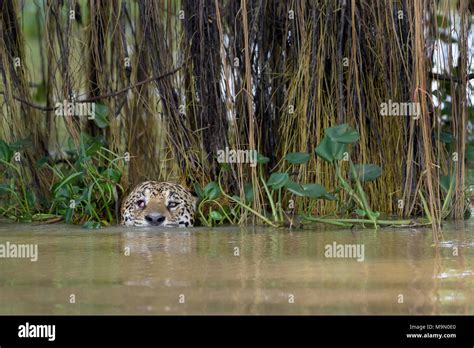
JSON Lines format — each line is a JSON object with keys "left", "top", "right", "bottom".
{"left": 325, "top": 124, "right": 360, "bottom": 144}
{"left": 315, "top": 136, "right": 348, "bottom": 162}
{"left": 93, "top": 103, "right": 109, "bottom": 128}
{"left": 210, "top": 211, "right": 224, "bottom": 221}
{"left": 267, "top": 172, "right": 289, "bottom": 189}
{"left": 301, "top": 183, "right": 327, "bottom": 198}
{"left": 0, "top": 140, "right": 13, "bottom": 162}
{"left": 231, "top": 195, "right": 241, "bottom": 203}
{"left": 257, "top": 153, "right": 270, "bottom": 164}
{"left": 349, "top": 164, "right": 382, "bottom": 182}
{"left": 301, "top": 183, "right": 337, "bottom": 201}
{"left": 102, "top": 168, "right": 121, "bottom": 183}
{"left": 355, "top": 209, "right": 367, "bottom": 217}
{"left": 285, "top": 152, "right": 310, "bottom": 164}
{"left": 204, "top": 181, "right": 221, "bottom": 200}
{"left": 285, "top": 180, "right": 305, "bottom": 196}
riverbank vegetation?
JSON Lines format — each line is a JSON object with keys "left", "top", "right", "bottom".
{"left": 0, "top": 0, "right": 473, "bottom": 242}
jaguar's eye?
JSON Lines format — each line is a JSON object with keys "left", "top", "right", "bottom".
{"left": 136, "top": 199, "right": 146, "bottom": 209}
{"left": 167, "top": 201, "right": 179, "bottom": 209}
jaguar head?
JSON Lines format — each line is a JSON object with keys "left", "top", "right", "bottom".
{"left": 121, "top": 182, "right": 197, "bottom": 228}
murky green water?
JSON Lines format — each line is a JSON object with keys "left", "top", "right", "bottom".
{"left": 0, "top": 221, "right": 473, "bottom": 315}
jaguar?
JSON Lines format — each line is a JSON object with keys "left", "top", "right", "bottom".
{"left": 121, "top": 181, "right": 197, "bottom": 227}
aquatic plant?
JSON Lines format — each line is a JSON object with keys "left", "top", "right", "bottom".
{"left": 0, "top": 1, "right": 472, "bottom": 240}
{"left": 40, "top": 134, "right": 126, "bottom": 228}
{"left": 203, "top": 124, "right": 415, "bottom": 229}
{"left": 0, "top": 139, "right": 41, "bottom": 222}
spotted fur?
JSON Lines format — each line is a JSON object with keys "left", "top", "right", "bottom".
{"left": 121, "top": 181, "right": 197, "bottom": 227}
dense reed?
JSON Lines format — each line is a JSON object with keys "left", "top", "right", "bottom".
{"left": 0, "top": 0, "right": 472, "bottom": 237}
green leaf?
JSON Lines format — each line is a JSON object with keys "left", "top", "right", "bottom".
{"left": 26, "top": 191, "right": 36, "bottom": 208}
{"left": 231, "top": 195, "right": 241, "bottom": 203}
{"left": 0, "top": 140, "right": 13, "bottom": 162}
{"left": 285, "top": 152, "right": 310, "bottom": 164}
{"left": 315, "top": 136, "right": 348, "bottom": 162}
{"left": 102, "top": 168, "right": 121, "bottom": 183}
{"left": 53, "top": 186, "right": 71, "bottom": 199}
{"left": 349, "top": 164, "right": 382, "bottom": 182}
{"left": 64, "top": 207, "right": 74, "bottom": 224}
{"left": 301, "top": 183, "right": 327, "bottom": 198}
{"left": 257, "top": 153, "right": 270, "bottom": 164}
{"left": 204, "top": 181, "right": 221, "bottom": 200}
{"left": 355, "top": 209, "right": 367, "bottom": 217}
{"left": 53, "top": 172, "right": 83, "bottom": 194}
{"left": 93, "top": 103, "right": 109, "bottom": 128}
{"left": 85, "top": 139, "right": 103, "bottom": 156}
{"left": 267, "top": 172, "right": 289, "bottom": 189}
{"left": 209, "top": 211, "right": 224, "bottom": 221}
{"left": 325, "top": 124, "right": 360, "bottom": 144}
{"left": 193, "top": 182, "right": 204, "bottom": 199}
{"left": 285, "top": 180, "right": 305, "bottom": 196}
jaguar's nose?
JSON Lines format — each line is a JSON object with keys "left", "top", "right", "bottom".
{"left": 144, "top": 213, "right": 166, "bottom": 225}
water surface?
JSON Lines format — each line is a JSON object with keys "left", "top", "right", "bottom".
{"left": 0, "top": 221, "right": 473, "bottom": 314}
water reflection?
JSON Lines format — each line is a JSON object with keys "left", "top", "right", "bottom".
{"left": 0, "top": 222, "right": 473, "bottom": 314}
